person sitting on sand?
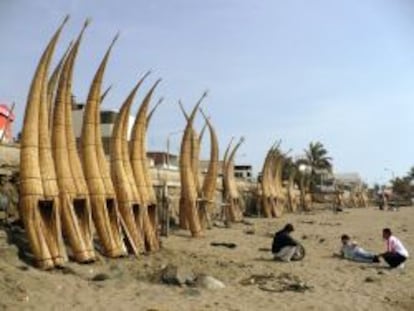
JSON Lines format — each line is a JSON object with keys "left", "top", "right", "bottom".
{"left": 338, "top": 234, "right": 379, "bottom": 263}
{"left": 272, "top": 224, "right": 303, "bottom": 262}
{"left": 377, "top": 228, "right": 409, "bottom": 268}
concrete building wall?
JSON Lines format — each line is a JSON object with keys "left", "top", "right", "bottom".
{"left": 0, "top": 143, "right": 19, "bottom": 167}
{"left": 72, "top": 106, "right": 135, "bottom": 156}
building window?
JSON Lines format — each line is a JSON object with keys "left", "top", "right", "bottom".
{"left": 100, "top": 111, "right": 118, "bottom": 124}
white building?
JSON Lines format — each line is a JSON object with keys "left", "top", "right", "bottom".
{"left": 72, "top": 102, "right": 135, "bottom": 156}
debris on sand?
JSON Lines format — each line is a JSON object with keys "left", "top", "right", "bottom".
{"left": 244, "top": 229, "right": 255, "bottom": 235}
{"left": 240, "top": 272, "right": 312, "bottom": 293}
{"left": 239, "top": 273, "right": 275, "bottom": 286}
{"left": 210, "top": 242, "right": 237, "bottom": 249}
{"left": 91, "top": 273, "right": 110, "bottom": 282}
{"left": 364, "top": 276, "right": 380, "bottom": 283}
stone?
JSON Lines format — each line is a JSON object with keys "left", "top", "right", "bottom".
{"left": 91, "top": 273, "right": 110, "bottom": 282}
{"left": 161, "top": 264, "right": 195, "bottom": 286}
{"left": 195, "top": 274, "right": 225, "bottom": 290}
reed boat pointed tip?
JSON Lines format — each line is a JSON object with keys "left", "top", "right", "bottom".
{"left": 67, "top": 40, "right": 74, "bottom": 49}
{"left": 157, "top": 97, "right": 164, "bottom": 105}
{"left": 62, "top": 14, "right": 70, "bottom": 25}
{"left": 142, "top": 70, "right": 152, "bottom": 79}
{"left": 84, "top": 18, "right": 92, "bottom": 28}
{"left": 148, "top": 79, "right": 162, "bottom": 93}
{"left": 112, "top": 32, "right": 120, "bottom": 46}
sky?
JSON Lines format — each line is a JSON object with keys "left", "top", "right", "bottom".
{"left": 1, "top": 0, "right": 414, "bottom": 185}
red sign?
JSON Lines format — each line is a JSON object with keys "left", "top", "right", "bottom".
{"left": 0, "top": 104, "right": 15, "bottom": 121}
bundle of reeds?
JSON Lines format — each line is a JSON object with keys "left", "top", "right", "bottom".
{"left": 259, "top": 142, "right": 290, "bottom": 218}
{"left": 223, "top": 137, "right": 245, "bottom": 222}
{"left": 100, "top": 85, "right": 112, "bottom": 104}
{"left": 199, "top": 109, "right": 219, "bottom": 229}
{"left": 110, "top": 74, "right": 151, "bottom": 255}
{"left": 270, "top": 150, "right": 286, "bottom": 217}
{"left": 80, "top": 35, "right": 126, "bottom": 258}
{"left": 222, "top": 137, "right": 234, "bottom": 221}
{"left": 20, "top": 17, "right": 69, "bottom": 269}
{"left": 47, "top": 41, "right": 72, "bottom": 130}
{"left": 178, "top": 93, "right": 207, "bottom": 237}
{"left": 287, "top": 170, "right": 299, "bottom": 212}
{"left": 130, "top": 79, "right": 162, "bottom": 251}
{"left": 360, "top": 189, "right": 368, "bottom": 208}
{"left": 178, "top": 102, "right": 206, "bottom": 199}
{"left": 260, "top": 144, "right": 276, "bottom": 217}
{"left": 177, "top": 102, "right": 208, "bottom": 229}
{"left": 52, "top": 20, "right": 94, "bottom": 262}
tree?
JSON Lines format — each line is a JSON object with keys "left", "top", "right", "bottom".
{"left": 407, "top": 166, "right": 414, "bottom": 181}
{"left": 281, "top": 156, "right": 295, "bottom": 181}
{"left": 305, "top": 141, "right": 332, "bottom": 172}
{"left": 391, "top": 177, "right": 412, "bottom": 201}
{"left": 304, "top": 141, "right": 333, "bottom": 191}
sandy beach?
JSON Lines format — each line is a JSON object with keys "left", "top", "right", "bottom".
{"left": 0, "top": 206, "right": 413, "bottom": 311}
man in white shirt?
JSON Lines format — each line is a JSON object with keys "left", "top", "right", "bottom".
{"left": 378, "top": 228, "right": 409, "bottom": 268}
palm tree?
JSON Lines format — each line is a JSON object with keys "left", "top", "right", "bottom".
{"left": 304, "top": 141, "right": 333, "bottom": 191}
{"left": 305, "top": 141, "right": 332, "bottom": 173}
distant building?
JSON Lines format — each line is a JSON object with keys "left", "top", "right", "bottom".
{"left": 334, "top": 172, "right": 363, "bottom": 188}
{"left": 234, "top": 164, "right": 253, "bottom": 181}
{"left": 199, "top": 160, "right": 253, "bottom": 180}
{"left": 147, "top": 151, "right": 179, "bottom": 169}
{"left": 71, "top": 102, "right": 134, "bottom": 156}
{"left": 199, "top": 160, "right": 225, "bottom": 176}
{"left": 0, "top": 104, "right": 15, "bottom": 143}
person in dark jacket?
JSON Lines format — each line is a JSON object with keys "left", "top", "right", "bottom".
{"left": 272, "top": 223, "right": 301, "bottom": 262}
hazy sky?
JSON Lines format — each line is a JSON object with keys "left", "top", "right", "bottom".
{"left": 1, "top": 0, "right": 414, "bottom": 185}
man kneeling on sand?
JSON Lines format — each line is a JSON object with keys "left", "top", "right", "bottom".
{"left": 339, "top": 234, "right": 379, "bottom": 263}
{"left": 272, "top": 224, "right": 304, "bottom": 262}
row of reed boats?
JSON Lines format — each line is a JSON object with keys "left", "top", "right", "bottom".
{"left": 19, "top": 16, "right": 245, "bottom": 269}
